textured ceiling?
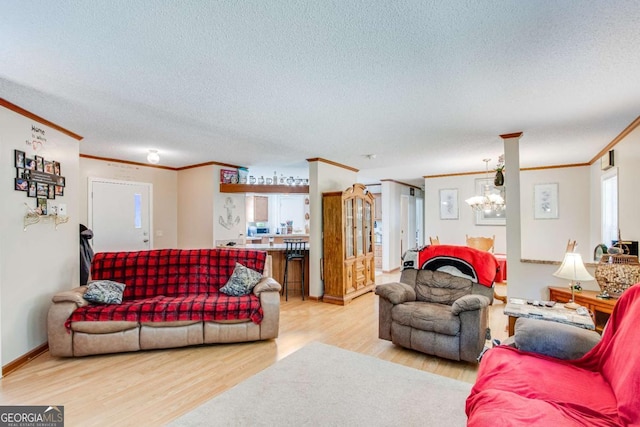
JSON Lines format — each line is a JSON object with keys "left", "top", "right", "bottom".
{"left": 2, "top": 1, "right": 639, "bottom": 186}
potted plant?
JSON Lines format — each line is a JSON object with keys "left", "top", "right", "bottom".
{"left": 494, "top": 155, "right": 505, "bottom": 187}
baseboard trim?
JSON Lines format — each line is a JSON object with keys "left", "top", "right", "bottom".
{"left": 2, "top": 342, "right": 49, "bottom": 377}
{"left": 307, "top": 295, "right": 322, "bottom": 302}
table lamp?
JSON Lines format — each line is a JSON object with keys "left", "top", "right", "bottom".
{"left": 553, "top": 252, "right": 594, "bottom": 309}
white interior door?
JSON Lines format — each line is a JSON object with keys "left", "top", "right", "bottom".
{"left": 89, "top": 178, "right": 153, "bottom": 252}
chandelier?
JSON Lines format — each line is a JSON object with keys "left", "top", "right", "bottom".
{"left": 465, "top": 158, "right": 505, "bottom": 212}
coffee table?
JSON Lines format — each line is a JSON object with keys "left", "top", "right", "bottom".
{"left": 504, "top": 299, "right": 595, "bottom": 336}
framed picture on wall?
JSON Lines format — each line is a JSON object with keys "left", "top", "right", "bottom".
{"left": 36, "top": 182, "right": 48, "bottom": 198}
{"left": 28, "top": 181, "right": 37, "bottom": 197}
{"left": 439, "top": 188, "right": 459, "bottom": 220}
{"left": 534, "top": 183, "right": 559, "bottom": 219}
{"left": 35, "top": 155, "right": 44, "bottom": 172}
{"left": 15, "top": 150, "right": 25, "bottom": 168}
{"left": 474, "top": 178, "right": 506, "bottom": 226}
{"left": 37, "top": 197, "right": 48, "bottom": 215}
{"left": 15, "top": 178, "right": 28, "bottom": 191}
{"left": 44, "top": 160, "right": 54, "bottom": 174}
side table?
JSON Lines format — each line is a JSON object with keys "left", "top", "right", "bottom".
{"left": 548, "top": 287, "right": 617, "bottom": 334}
{"left": 504, "top": 299, "right": 595, "bottom": 336}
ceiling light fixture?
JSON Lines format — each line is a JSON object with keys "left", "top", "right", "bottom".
{"left": 147, "top": 149, "right": 160, "bottom": 164}
{"left": 465, "top": 158, "right": 505, "bottom": 213}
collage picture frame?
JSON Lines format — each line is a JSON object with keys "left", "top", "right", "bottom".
{"left": 12, "top": 149, "right": 65, "bottom": 203}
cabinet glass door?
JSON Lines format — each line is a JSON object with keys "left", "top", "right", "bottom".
{"left": 345, "top": 198, "right": 354, "bottom": 258}
{"left": 364, "top": 200, "right": 372, "bottom": 254}
{"left": 356, "top": 197, "right": 363, "bottom": 256}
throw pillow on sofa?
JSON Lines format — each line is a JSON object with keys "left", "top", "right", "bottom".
{"left": 220, "top": 263, "right": 262, "bottom": 296}
{"left": 83, "top": 280, "right": 126, "bottom": 304}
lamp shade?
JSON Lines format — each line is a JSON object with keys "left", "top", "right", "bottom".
{"left": 553, "top": 252, "right": 594, "bottom": 282}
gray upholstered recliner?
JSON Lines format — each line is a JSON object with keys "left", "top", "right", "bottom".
{"left": 376, "top": 268, "right": 493, "bottom": 363}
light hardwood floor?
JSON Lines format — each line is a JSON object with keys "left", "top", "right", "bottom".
{"left": 0, "top": 273, "right": 508, "bottom": 426}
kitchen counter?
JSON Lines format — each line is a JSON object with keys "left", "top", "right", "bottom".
{"left": 245, "top": 243, "right": 307, "bottom": 251}
{"left": 249, "top": 234, "right": 309, "bottom": 238}
{"left": 245, "top": 234, "right": 309, "bottom": 246}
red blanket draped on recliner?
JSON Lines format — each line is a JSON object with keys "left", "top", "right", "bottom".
{"left": 405, "top": 245, "right": 499, "bottom": 288}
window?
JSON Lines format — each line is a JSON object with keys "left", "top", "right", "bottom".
{"left": 134, "top": 193, "right": 142, "bottom": 229}
{"left": 601, "top": 169, "right": 618, "bottom": 246}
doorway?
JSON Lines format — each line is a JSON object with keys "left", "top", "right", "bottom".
{"left": 88, "top": 178, "right": 153, "bottom": 252}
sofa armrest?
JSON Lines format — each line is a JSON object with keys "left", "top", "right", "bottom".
{"left": 451, "top": 294, "right": 490, "bottom": 315}
{"left": 513, "top": 317, "right": 601, "bottom": 360}
{"left": 255, "top": 277, "right": 281, "bottom": 340}
{"left": 48, "top": 299, "right": 82, "bottom": 357}
{"left": 51, "top": 286, "right": 89, "bottom": 307}
{"left": 253, "top": 277, "right": 282, "bottom": 296}
{"left": 375, "top": 282, "right": 416, "bottom": 304}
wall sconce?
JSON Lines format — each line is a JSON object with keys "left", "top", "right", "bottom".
{"left": 147, "top": 150, "right": 160, "bottom": 164}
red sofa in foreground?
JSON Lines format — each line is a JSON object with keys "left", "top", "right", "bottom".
{"left": 466, "top": 284, "right": 640, "bottom": 426}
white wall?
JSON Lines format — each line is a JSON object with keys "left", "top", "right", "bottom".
{"left": 586, "top": 124, "right": 640, "bottom": 280}
{"left": 520, "top": 167, "right": 591, "bottom": 261}
{"left": 309, "top": 160, "right": 357, "bottom": 298}
{"left": 425, "top": 165, "right": 592, "bottom": 300}
{"left": 79, "top": 157, "right": 178, "bottom": 249}
{"left": 1, "top": 103, "right": 80, "bottom": 367}
{"left": 425, "top": 167, "right": 590, "bottom": 260}
{"left": 212, "top": 165, "right": 246, "bottom": 244}
{"left": 178, "top": 165, "right": 214, "bottom": 248}
{"left": 424, "top": 175, "right": 507, "bottom": 251}
{"left": 380, "top": 181, "right": 422, "bottom": 272}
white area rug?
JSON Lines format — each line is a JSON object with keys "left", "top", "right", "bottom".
{"left": 170, "top": 342, "right": 472, "bottom": 426}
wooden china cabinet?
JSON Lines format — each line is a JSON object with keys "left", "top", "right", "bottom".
{"left": 322, "top": 183, "right": 376, "bottom": 305}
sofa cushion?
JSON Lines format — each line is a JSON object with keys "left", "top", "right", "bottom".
{"left": 414, "top": 270, "right": 472, "bottom": 305}
{"left": 83, "top": 280, "right": 126, "bottom": 304}
{"left": 392, "top": 302, "right": 460, "bottom": 336}
{"left": 90, "top": 249, "right": 267, "bottom": 299}
{"left": 71, "top": 321, "right": 138, "bottom": 334}
{"left": 219, "top": 263, "right": 263, "bottom": 296}
{"left": 66, "top": 294, "right": 264, "bottom": 330}
{"left": 514, "top": 317, "right": 601, "bottom": 359}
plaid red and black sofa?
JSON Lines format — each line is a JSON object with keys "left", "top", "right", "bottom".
{"left": 47, "top": 248, "right": 281, "bottom": 357}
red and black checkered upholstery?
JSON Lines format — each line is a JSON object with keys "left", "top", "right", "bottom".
{"left": 90, "top": 249, "right": 267, "bottom": 298}
{"left": 67, "top": 249, "right": 268, "bottom": 328}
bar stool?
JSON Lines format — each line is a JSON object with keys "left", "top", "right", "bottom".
{"left": 283, "top": 239, "right": 306, "bottom": 301}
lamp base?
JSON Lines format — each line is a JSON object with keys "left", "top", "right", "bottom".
{"left": 564, "top": 301, "right": 581, "bottom": 310}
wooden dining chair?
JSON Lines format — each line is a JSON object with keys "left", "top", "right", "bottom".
{"left": 466, "top": 235, "right": 504, "bottom": 302}
{"left": 429, "top": 236, "right": 440, "bottom": 245}
{"left": 466, "top": 235, "right": 495, "bottom": 253}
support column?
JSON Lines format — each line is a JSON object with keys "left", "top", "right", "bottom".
{"left": 501, "top": 132, "right": 523, "bottom": 301}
